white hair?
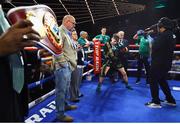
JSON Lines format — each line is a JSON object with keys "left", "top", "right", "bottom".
{"left": 118, "top": 31, "right": 124, "bottom": 35}
{"left": 62, "top": 15, "right": 75, "bottom": 24}
{"left": 80, "top": 31, "right": 87, "bottom": 36}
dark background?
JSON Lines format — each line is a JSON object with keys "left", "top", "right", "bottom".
{"left": 2, "top": 0, "right": 180, "bottom": 43}
{"left": 76, "top": 0, "right": 180, "bottom": 43}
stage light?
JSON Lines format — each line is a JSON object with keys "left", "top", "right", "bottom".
{"left": 154, "top": 0, "right": 167, "bottom": 9}
{"left": 155, "top": 4, "right": 166, "bottom": 9}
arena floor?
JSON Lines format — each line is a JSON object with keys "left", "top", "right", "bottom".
{"left": 25, "top": 77, "right": 180, "bottom": 122}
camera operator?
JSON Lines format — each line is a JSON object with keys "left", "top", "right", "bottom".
{"left": 145, "top": 17, "right": 177, "bottom": 108}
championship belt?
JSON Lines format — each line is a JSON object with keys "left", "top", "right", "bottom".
{"left": 7, "top": 4, "right": 62, "bottom": 56}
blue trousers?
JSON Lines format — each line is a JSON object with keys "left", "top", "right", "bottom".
{"left": 54, "top": 62, "right": 72, "bottom": 118}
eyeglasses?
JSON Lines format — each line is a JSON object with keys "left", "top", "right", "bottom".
{"left": 69, "top": 20, "right": 76, "bottom": 25}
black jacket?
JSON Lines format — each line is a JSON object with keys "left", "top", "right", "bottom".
{"left": 0, "top": 57, "right": 14, "bottom": 121}
{"left": 151, "top": 30, "right": 176, "bottom": 71}
{"left": 0, "top": 55, "right": 29, "bottom": 122}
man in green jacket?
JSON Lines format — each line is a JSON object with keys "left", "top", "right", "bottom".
{"left": 78, "top": 31, "right": 90, "bottom": 50}
{"left": 93, "top": 27, "right": 110, "bottom": 62}
{"left": 93, "top": 27, "right": 110, "bottom": 45}
{"left": 133, "top": 30, "right": 150, "bottom": 85}
{"left": 78, "top": 31, "right": 90, "bottom": 60}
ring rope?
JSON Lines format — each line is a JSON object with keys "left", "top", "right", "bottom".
{"left": 28, "top": 46, "right": 180, "bottom": 108}
{"left": 28, "top": 64, "right": 94, "bottom": 108}
{"left": 28, "top": 75, "right": 54, "bottom": 89}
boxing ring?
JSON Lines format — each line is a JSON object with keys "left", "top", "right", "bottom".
{"left": 24, "top": 43, "right": 180, "bottom": 122}
{"left": 2, "top": 0, "right": 179, "bottom": 122}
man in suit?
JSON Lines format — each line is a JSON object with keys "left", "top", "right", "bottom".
{"left": 0, "top": 1, "right": 40, "bottom": 122}
{"left": 52, "top": 15, "right": 77, "bottom": 122}
{"left": 117, "top": 31, "right": 129, "bottom": 72}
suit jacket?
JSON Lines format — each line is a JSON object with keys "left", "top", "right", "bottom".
{"left": 0, "top": 7, "right": 28, "bottom": 122}
{"left": 119, "top": 39, "right": 129, "bottom": 59}
{"left": 52, "top": 25, "right": 77, "bottom": 71}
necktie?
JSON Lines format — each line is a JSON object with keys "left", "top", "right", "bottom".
{"left": 68, "top": 32, "right": 76, "bottom": 49}
{"left": 0, "top": 7, "right": 24, "bottom": 93}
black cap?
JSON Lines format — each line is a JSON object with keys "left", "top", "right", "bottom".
{"left": 137, "top": 30, "right": 145, "bottom": 35}
{"left": 158, "top": 17, "right": 174, "bottom": 30}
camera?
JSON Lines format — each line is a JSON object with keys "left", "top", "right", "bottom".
{"left": 145, "top": 17, "right": 180, "bottom": 34}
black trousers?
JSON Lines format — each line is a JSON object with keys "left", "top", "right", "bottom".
{"left": 113, "top": 55, "right": 128, "bottom": 80}
{"left": 149, "top": 66, "right": 175, "bottom": 104}
{"left": 69, "top": 66, "right": 83, "bottom": 99}
{"left": 121, "top": 55, "right": 128, "bottom": 75}
{"left": 136, "top": 54, "right": 150, "bottom": 83}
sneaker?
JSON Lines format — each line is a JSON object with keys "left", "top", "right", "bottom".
{"left": 78, "top": 93, "right": 84, "bottom": 98}
{"left": 111, "top": 79, "right": 117, "bottom": 86}
{"left": 57, "top": 115, "right": 73, "bottom": 122}
{"left": 96, "top": 84, "right": 101, "bottom": 92}
{"left": 161, "top": 100, "right": 176, "bottom": 106}
{"left": 126, "top": 85, "right": 133, "bottom": 90}
{"left": 146, "top": 83, "right": 150, "bottom": 87}
{"left": 114, "top": 78, "right": 119, "bottom": 82}
{"left": 136, "top": 79, "right": 140, "bottom": 84}
{"left": 145, "top": 102, "right": 162, "bottom": 108}
{"left": 110, "top": 78, "right": 116, "bottom": 84}
{"left": 70, "top": 98, "right": 80, "bottom": 103}
{"left": 65, "top": 105, "right": 77, "bottom": 111}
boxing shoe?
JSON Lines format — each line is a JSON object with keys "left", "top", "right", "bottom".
{"left": 70, "top": 98, "right": 80, "bottom": 103}
{"left": 56, "top": 115, "right": 73, "bottom": 122}
{"left": 125, "top": 85, "right": 133, "bottom": 90}
{"left": 96, "top": 83, "right": 102, "bottom": 92}
{"left": 136, "top": 79, "right": 140, "bottom": 84}
{"left": 65, "top": 105, "right": 77, "bottom": 111}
